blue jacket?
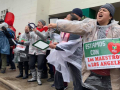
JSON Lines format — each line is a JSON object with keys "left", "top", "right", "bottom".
{"left": 0, "top": 28, "right": 14, "bottom": 55}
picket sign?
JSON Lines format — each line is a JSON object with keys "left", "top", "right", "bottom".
{"left": 16, "top": 44, "right": 26, "bottom": 51}
{"left": 84, "top": 38, "right": 120, "bottom": 70}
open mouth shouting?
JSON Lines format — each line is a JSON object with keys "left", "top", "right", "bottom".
{"left": 98, "top": 14, "right": 103, "bottom": 18}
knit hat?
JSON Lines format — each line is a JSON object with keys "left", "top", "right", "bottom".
{"left": 100, "top": 3, "right": 115, "bottom": 18}
{"left": 38, "top": 19, "right": 46, "bottom": 26}
{"left": 72, "top": 8, "right": 83, "bottom": 17}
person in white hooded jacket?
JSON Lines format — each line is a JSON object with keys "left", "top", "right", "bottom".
{"left": 27, "top": 20, "right": 48, "bottom": 85}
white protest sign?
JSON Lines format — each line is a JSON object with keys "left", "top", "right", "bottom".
{"left": 16, "top": 44, "right": 26, "bottom": 51}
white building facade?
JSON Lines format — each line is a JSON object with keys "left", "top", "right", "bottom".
{"left": 0, "top": 0, "right": 120, "bottom": 35}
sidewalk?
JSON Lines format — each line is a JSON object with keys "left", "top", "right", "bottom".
{"left": 0, "top": 66, "right": 73, "bottom": 90}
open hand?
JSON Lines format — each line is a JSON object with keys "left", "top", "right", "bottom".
{"left": 48, "top": 23, "right": 57, "bottom": 29}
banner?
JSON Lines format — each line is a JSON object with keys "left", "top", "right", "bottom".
{"left": 84, "top": 38, "right": 120, "bottom": 70}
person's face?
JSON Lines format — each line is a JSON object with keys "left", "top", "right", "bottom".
{"left": 97, "top": 8, "right": 112, "bottom": 25}
{"left": 25, "top": 26, "right": 29, "bottom": 33}
{"left": 72, "top": 13, "right": 81, "bottom": 20}
{"left": 64, "top": 14, "right": 72, "bottom": 20}
{"left": 37, "top": 21, "right": 43, "bottom": 29}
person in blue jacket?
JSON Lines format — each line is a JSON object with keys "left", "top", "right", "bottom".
{"left": 0, "top": 19, "right": 14, "bottom": 73}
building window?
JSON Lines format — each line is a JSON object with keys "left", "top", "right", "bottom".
{"left": 0, "top": 9, "right": 8, "bottom": 19}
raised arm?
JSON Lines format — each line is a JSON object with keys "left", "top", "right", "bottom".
{"left": 35, "top": 30, "right": 48, "bottom": 41}
{"left": 49, "top": 18, "right": 96, "bottom": 36}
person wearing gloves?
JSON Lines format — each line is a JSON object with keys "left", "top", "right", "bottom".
{"left": 27, "top": 20, "right": 48, "bottom": 85}
{"left": 16, "top": 25, "right": 32, "bottom": 79}
{"left": 0, "top": 19, "right": 14, "bottom": 73}
{"left": 48, "top": 3, "right": 120, "bottom": 90}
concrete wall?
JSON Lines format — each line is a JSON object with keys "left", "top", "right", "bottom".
{"left": 35, "top": 0, "right": 50, "bottom": 25}
{"left": 0, "top": 0, "right": 37, "bottom": 35}
{"left": 49, "top": 0, "right": 120, "bottom": 15}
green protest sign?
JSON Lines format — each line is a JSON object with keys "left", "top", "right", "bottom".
{"left": 83, "top": 38, "right": 120, "bottom": 70}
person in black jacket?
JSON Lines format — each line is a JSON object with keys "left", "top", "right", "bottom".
{"left": 7, "top": 27, "right": 16, "bottom": 71}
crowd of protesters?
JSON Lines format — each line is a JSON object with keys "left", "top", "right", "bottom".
{"left": 0, "top": 3, "right": 120, "bottom": 90}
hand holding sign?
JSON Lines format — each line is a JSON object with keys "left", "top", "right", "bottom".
{"left": 49, "top": 43, "right": 56, "bottom": 49}
{"left": 53, "top": 42, "right": 58, "bottom": 45}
